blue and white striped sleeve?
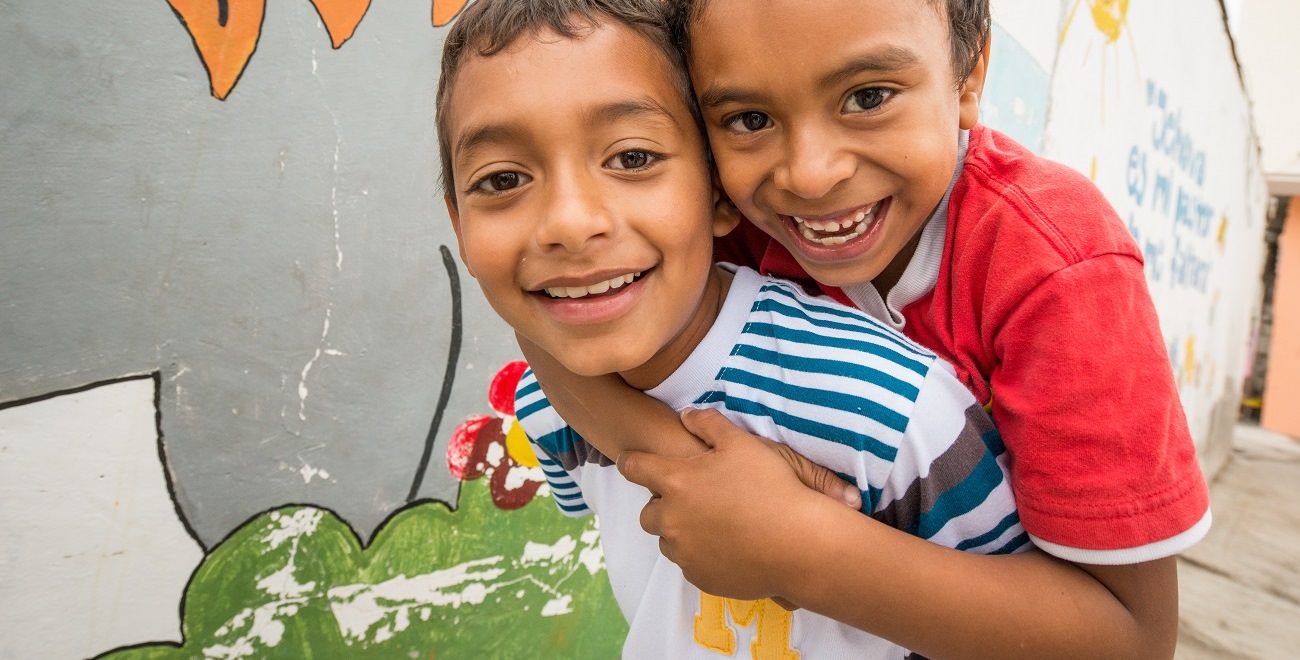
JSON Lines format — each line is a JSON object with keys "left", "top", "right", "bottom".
{"left": 875, "top": 361, "right": 1032, "bottom": 555}
{"left": 514, "top": 368, "right": 591, "bottom": 517}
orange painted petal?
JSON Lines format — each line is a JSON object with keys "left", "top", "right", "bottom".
{"left": 168, "top": 0, "right": 266, "bottom": 100}
{"left": 309, "top": 0, "right": 372, "bottom": 49}
{"left": 432, "top": 0, "right": 471, "bottom": 27}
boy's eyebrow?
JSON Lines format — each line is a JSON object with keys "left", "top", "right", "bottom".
{"left": 586, "top": 97, "right": 681, "bottom": 128}
{"left": 454, "top": 98, "right": 680, "bottom": 163}
{"left": 697, "top": 46, "right": 920, "bottom": 109}
{"left": 818, "top": 46, "right": 920, "bottom": 89}
{"left": 455, "top": 123, "right": 524, "bottom": 164}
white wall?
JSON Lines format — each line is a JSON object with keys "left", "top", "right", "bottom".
{"left": 1234, "top": 0, "right": 1300, "bottom": 194}
{"left": 994, "top": 0, "right": 1268, "bottom": 468}
{"left": 0, "top": 378, "right": 203, "bottom": 658}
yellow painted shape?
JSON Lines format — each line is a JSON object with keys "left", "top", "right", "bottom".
{"left": 433, "top": 0, "right": 471, "bottom": 26}
{"left": 1060, "top": 0, "right": 1083, "bottom": 44}
{"left": 168, "top": 0, "right": 266, "bottom": 100}
{"left": 1060, "top": 0, "right": 1130, "bottom": 45}
{"left": 1090, "top": 0, "right": 1130, "bottom": 44}
{"left": 504, "top": 419, "right": 539, "bottom": 467}
{"left": 1217, "top": 215, "right": 1229, "bottom": 252}
{"left": 695, "top": 594, "right": 800, "bottom": 660}
{"left": 309, "top": 0, "right": 372, "bottom": 48}
{"left": 1183, "top": 337, "right": 1198, "bottom": 386}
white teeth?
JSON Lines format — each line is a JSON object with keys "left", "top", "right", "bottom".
{"left": 545, "top": 272, "right": 640, "bottom": 299}
{"left": 792, "top": 206, "right": 877, "bottom": 246}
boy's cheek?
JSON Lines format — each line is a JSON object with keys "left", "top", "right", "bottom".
{"left": 443, "top": 197, "right": 477, "bottom": 277}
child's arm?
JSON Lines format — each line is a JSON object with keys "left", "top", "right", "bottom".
{"left": 516, "top": 334, "right": 863, "bottom": 507}
{"left": 517, "top": 334, "right": 703, "bottom": 458}
{"left": 621, "top": 408, "right": 1177, "bottom": 660}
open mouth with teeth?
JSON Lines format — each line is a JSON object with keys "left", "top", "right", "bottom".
{"left": 790, "top": 201, "right": 882, "bottom": 247}
{"left": 542, "top": 271, "right": 644, "bottom": 299}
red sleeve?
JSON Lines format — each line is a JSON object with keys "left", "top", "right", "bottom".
{"left": 922, "top": 126, "right": 1212, "bottom": 557}
{"left": 990, "top": 253, "right": 1210, "bottom": 552}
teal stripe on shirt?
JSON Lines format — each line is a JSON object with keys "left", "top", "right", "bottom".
{"left": 515, "top": 396, "right": 553, "bottom": 422}
{"left": 916, "top": 448, "right": 1009, "bottom": 539}
{"left": 753, "top": 287, "right": 932, "bottom": 358}
{"left": 739, "top": 321, "right": 930, "bottom": 376}
{"left": 729, "top": 344, "right": 921, "bottom": 400}
{"left": 954, "top": 510, "right": 1023, "bottom": 552}
{"left": 715, "top": 368, "right": 911, "bottom": 434}
{"left": 711, "top": 393, "right": 899, "bottom": 461}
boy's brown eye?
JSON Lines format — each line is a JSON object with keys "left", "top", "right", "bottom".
{"left": 489, "top": 172, "right": 520, "bottom": 190}
{"left": 619, "top": 152, "right": 648, "bottom": 169}
{"left": 606, "top": 150, "right": 658, "bottom": 171}
{"left": 845, "top": 88, "right": 892, "bottom": 113}
{"left": 472, "top": 171, "right": 527, "bottom": 194}
{"left": 739, "top": 112, "right": 769, "bottom": 132}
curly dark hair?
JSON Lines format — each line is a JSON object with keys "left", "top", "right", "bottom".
{"left": 668, "top": 0, "right": 991, "bottom": 87}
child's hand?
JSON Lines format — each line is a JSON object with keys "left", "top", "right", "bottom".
{"left": 683, "top": 407, "right": 861, "bottom": 509}
{"left": 617, "top": 407, "right": 859, "bottom": 601}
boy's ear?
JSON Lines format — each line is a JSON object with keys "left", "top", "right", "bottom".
{"left": 958, "top": 34, "right": 992, "bottom": 130}
{"left": 443, "top": 193, "right": 475, "bottom": 277}
{"left": 710, "top": 179, "right": 742, "bottom": 238}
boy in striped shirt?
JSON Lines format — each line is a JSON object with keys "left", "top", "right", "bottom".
{"left": 437, "top": 0, "right": 1028, "bottom": 656}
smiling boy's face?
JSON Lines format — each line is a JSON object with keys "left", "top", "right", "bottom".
{"left": 443, "top": 20, "right": 734, "bottom": 389}
{"left": 688, "top": 0, "right": 987, "bottom": 290}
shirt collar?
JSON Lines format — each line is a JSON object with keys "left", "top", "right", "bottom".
{"left": 840, "top": 129, "right": 969, "bottom": 329}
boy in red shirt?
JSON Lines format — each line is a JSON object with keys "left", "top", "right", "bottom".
{"left": 523, "top": 0, "right": 1211, "bottom": 656}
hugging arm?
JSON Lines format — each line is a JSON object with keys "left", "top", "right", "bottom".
{"left": 518, "top": 335, "right": 1176, "bottom": 658}
{"left": 621, "top": 408, "right": 1178, "bottom": 660}
{"left": 516, "top": 333, "right": 862, "bottom": 506}
{"left": 516, "top": 334, "right": 704, "bottom": 458}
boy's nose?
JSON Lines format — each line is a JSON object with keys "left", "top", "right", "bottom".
{"left": 774, "top": 125, "right": 855, "bottom": 200}
{"left": 535, "top": 171, "right": 615, "bottom": 252}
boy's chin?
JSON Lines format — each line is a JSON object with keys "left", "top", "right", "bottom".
{"left": 796, "top": 263, "right": 880, "bottom": 289}
{"left": 554, "top": 353, "right": 635, "bottom": 380}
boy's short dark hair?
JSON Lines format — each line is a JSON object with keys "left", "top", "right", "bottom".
{"left": 668, "top": 0, "right": 991, "bottom": 87}
{"left": 436, "top": 0, "right": 702, "bottom": 198}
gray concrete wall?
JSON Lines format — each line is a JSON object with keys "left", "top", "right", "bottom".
{"left": 1, "top": 1, "right": 515, "bottom": 549}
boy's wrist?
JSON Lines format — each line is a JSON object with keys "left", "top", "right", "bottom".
{"left": 762, "top": 488, "right": 858, "bottom": 603}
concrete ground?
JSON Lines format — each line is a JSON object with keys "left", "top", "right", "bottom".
{"left": 1176, "top": 423, "right": 1300, "bottom": 659}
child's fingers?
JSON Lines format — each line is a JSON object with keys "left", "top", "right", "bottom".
{"left": 769, "top": 442, "right": 863, "bottom": 510}
{"left": 616, "top": 449, "right": 669, "bottom": 497}
{"left": 638, "top": 493, "right": 667, "bottom": 545}
{"left": 682, "top": 407, "right": 861, "bottom": 510}
{"left": 679, "top": 407, "right": 732, "bottom": 449}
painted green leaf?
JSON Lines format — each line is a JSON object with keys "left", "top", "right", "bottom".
{"left": 97, "top": 479, "right": 626, "bottom": 659}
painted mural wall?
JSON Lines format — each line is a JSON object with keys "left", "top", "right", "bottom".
{"left": 1044, "top": 0, "right": 1269, "bottom": 470}
{"left": 0, "top": 0, "right": 1266, "bottom": 657}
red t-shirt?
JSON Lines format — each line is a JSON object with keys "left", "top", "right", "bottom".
{"left": 717, "top": 125, "right": 1210, "bottom": 561}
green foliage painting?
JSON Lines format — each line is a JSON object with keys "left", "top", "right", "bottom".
{"left": 98, "top": 478, "right": 626, "bottom": 659}
{"left": 97, "top": 357, "right": 625, "bottom": 660}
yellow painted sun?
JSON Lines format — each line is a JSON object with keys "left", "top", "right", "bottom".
{"left": 1060, "top": 0, "right": 1138, "bottom": 129}
{"left": 1089, "top": 0, "right": 1131, "bottom": 43}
